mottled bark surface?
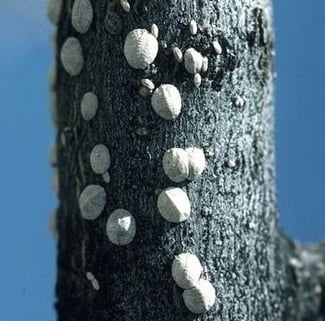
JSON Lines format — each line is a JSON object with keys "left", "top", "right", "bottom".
{"left": 52, "top": 0, "right": 325, "bottom": 320}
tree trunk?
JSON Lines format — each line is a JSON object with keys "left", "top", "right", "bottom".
{"left": 50, "top": 0, "right": 325, "bottom": 320}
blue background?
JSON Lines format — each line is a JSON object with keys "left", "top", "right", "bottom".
{"left": 0, "top": 0, "right": 323, "bottom": 320}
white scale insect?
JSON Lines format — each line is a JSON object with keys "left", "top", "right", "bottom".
{"left": 172, "top": 253, "right": 203, "bottom": 289}
{"left": 234, "top": 95, "right": 245, "bottom": 107}
{"left": 124, "top": 29, "right": 159, "bottom": 69}
{"left": 151, "top": 24, "right": 159, "bottom": 39}
{"left": 60, "top": 37, "right": 84, "bottom": 76}
{"left": 184, "top": 48, "right": 203, "bottom": 74}
{"left": 86, "top": 272, "right": 100, "bottom": 291}
{"left": 71, "top": 0, "right": 94, "bottom": 34}
{"left": 80, "top": 92, "right": 98, "bottom": 121}
{"left": 79, "top": 184, "right": 106, "bottom": 220}
{"left": 193, "top": 73, "right": 201, "bottom": 88}
{"left": 212, "top": 39, "right": 222, "bottom": 55}
{"left": 162, "top": 147, "right": 206, "bottom": 182}
{"left": 171, "top": 253, "right": 216, "bottom": 314}
{"left": 162, "top": 148, "right": 189, "bottom": 183}
{"left": 157, "top": 187, "right": 191, "bottom": 223}
{"left": 186, "top": 147, "right": 206, "bottom": 180}
{"left": 151, "top": 84, "right": 182, "bottom": 120}
{"left": 120, "top": 0, "right": 131, "bottom": 12}
{"left": 172, "top": 47, "right": 183, "bottom": 63}
{"left": 106, "top": 209, "right": 136, "bottom": 245}
{"left": 90, "top": 144, "right": 111, "bottom": 175}
{"left": 141, "top": 78, "right": 155, "bottom": 91}
{"left": 183, "top": 278, "right": 216, "bottom": 314}
{"left": 189, "top": 20, "right": 198, "bottom": 35}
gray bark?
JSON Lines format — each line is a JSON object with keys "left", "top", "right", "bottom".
{"left": 51, "top": 0, "right": 325, "bottom": 320}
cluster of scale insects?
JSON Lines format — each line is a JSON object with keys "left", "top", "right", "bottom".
{"left": 47, "top": 0, "right": 229, "bottom": 314}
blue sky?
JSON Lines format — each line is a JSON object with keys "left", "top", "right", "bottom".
{"left": 0, "top": 1, "right": 324, "bottom": 320}
{"left": 274, "top": 0, "right": 325, "bottom": 241}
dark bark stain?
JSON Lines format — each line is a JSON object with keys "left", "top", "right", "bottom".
{"left": 104, "top": 9, "right": 123, "bottom": 36}
{"left": 211, "top": 69, "right": 224, "bottom": 91}
{"left": 246, "top": 7, "right": 270, "bottom": 48}
{"left": 224, "top": 51, "right": 237, "bottom": 72}
{"left": 320, "top": 286, "right": 325, "bottom": 316}
{"left": 258, "top": 45, "right": 273, "bottom": 86}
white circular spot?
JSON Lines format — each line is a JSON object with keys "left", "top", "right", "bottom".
{"left": 151, "top": 84, "right": 182, "bottom": 120}
{"left": 120, "top": 0, "right": 131, "bottom": 12}
{"left": 185, "top": 147, "right": 206, "bottom": 180}
{"left": 212, "top": 40, "right": 222, "bottom": 55}
{"left": 60, "top": 37, "right": 84, "bottom": 76}
{"left": 141, "top": 78, "right": 155, "bottom": 90}
{"left": 86, "top": 271, "right": 95, "bottom": 281}
{"left": 172, "top": 253, "right": 203, "bottom": 289}
{"left": 184, "top": 48, "right": 203, "bottom": 74}
{"left": 234, "top": 95, "right": 245, "bottom": 107}
{"left": 193, "top": 73, "right": 202, "bottom": 88}
{"left": 151, "top": 23, "right": 159, "bottom": 38}
{"left": 81, "top": 92, "right": 98, "bottom": 121}
{"left": 124, "top": 29, "right": 159, "bottom": 69}
{"left": 102, "top": 171, "right": 111, "bottom": 184}
{"left": 183, "top": 279, "right": 216, "bottom": 314}
{"left": 172, "top": 47, "right": 183, "bottom": 63}
{"left": 162, "top": 148, "right": 189, "bottom": 183}
{"left": 106, "top": 209, "right": 136, "bottom": 245}
{"left": 189, "top": 20, "right": 198, "bottom": 35}
{"left": 90, "top": 144, "right": 111, "bottom": 174}
{"left": 157, "top": 187, "right": 191, "bottom": 223}
{"left": 72, "top": 0, "right": 94, "bottom": 34}
{"left": 79, "top": 184, "right": 106, "bottom": 220}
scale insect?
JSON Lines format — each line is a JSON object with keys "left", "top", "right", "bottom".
{"left": 151, "top": 84, "right": 182, "bottom": 120}
{"left": 79, "top": 184, "right": 106, "bottom": 220}
{"left": 60, "top": 37, "right": 84, "bottom": 76}
{"left": 106, "top": 209, "right": 136, "bottom": 245}
{"left": 172, "top": 253, "right": 203, "bottom": 289}
{"left": 157, "top": 187, "right": 191, "bottom": 223}
{"left": 124, "top": 29, "right": 159, "bottom": 69}
{"left": 71, "top": 0, "right": 94, "bottom": 34}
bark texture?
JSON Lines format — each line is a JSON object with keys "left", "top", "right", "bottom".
{"left": 51, "top": 0, "right": 325, "bottom": 320}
